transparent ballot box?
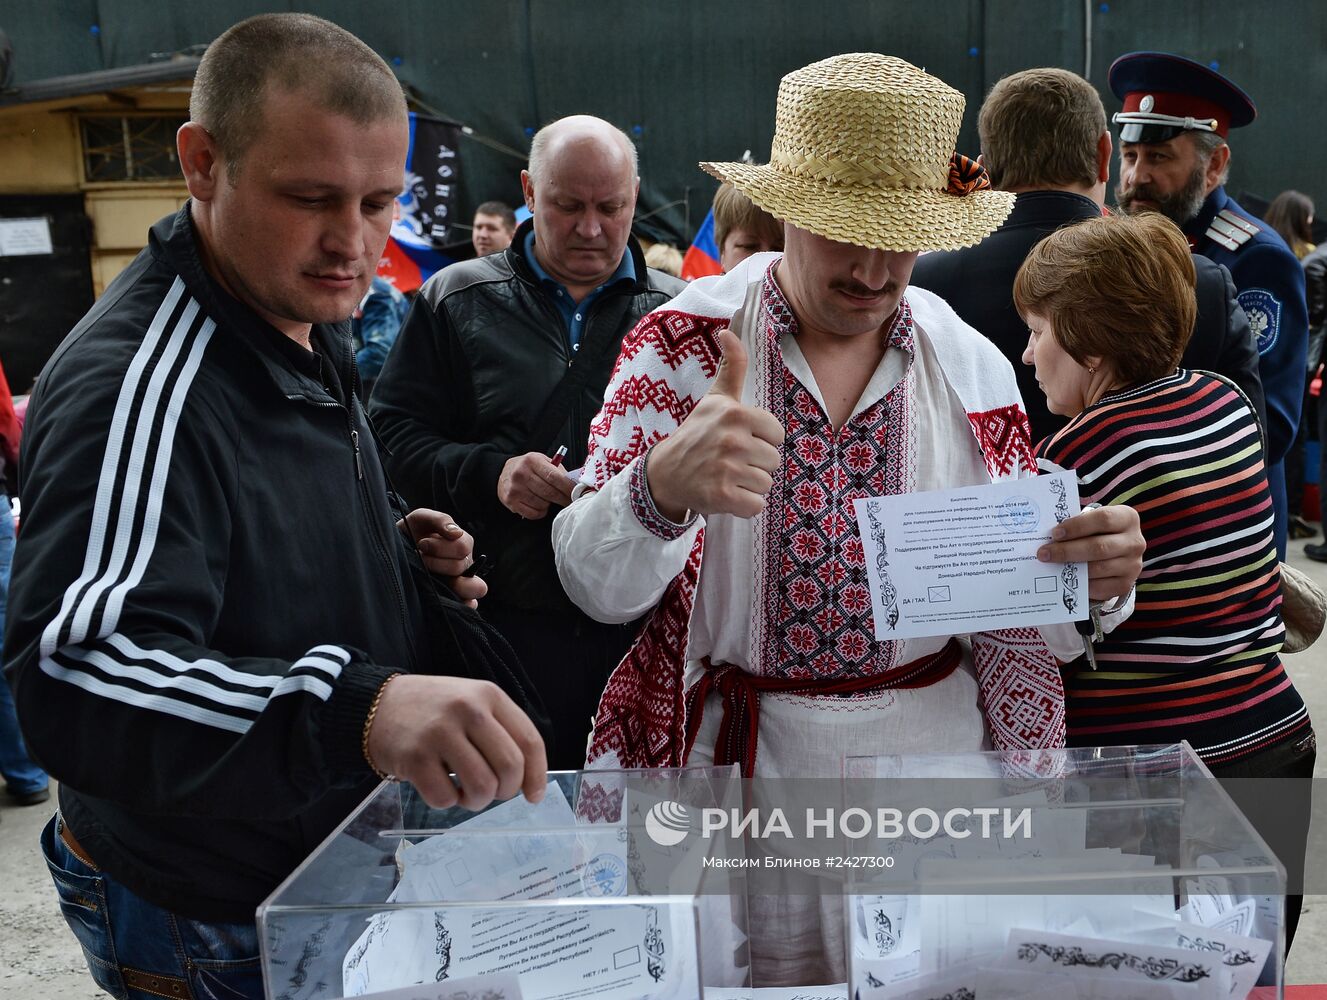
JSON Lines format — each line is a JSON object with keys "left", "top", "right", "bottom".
{"left": 841, "top": 743, "right": 1286, "bottom": 999}
{"left": 257, "top": 766, "right": 749, "bottom": 1000}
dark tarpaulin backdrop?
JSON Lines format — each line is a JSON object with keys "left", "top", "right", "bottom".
{"left": 2, "top": 1, "right": 1325, "bottom": 248}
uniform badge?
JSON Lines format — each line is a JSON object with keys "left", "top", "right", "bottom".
{"left": 1237, "top": 288, "right": 1283, "bottom": 355}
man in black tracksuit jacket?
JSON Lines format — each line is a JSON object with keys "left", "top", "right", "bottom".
{"left": 4, "top": 16, "right": 544, "bottom": 999}
{"left": 371, "top": 117, "right": 685, "bottom": 768}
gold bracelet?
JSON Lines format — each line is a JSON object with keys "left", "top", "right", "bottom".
{"left": 362, "top": 673, "right": 404, "bottom": 782}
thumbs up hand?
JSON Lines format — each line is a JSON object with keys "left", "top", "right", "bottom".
{"left": 646, "top": 329, "right": 786, "bottom": 521}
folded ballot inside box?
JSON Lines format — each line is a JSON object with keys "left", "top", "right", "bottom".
{"left": 257, "top": 766, "right": 750, "bottom": 1000}
{"left": 842, "top": 744, "right": 1285, "bottom": 999}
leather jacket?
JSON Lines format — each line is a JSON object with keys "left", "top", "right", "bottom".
{"left": 370, "top": 220, "right": 685, "bottom": 612}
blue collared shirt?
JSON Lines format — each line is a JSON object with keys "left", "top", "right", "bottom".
{"left": 524, "top": 229, "right": 636, "bottom": 350}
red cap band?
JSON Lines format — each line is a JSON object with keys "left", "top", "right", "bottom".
{"left": 1121, "top": 90, "right": 1231, "bottom": 137}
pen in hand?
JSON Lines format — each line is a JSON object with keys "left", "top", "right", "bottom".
{"left": 460, "top": 553, "right": 492, "bottom": 579}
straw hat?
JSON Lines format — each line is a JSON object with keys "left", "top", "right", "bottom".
{"left": 702, "top": 53, "right": 1014, "bottom": 252}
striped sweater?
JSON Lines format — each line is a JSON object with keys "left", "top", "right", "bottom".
{"left": 1037, "top": 369, "right": 1309, "bottom": 764}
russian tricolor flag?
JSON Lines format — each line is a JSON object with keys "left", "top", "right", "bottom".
{"left": 377, "top": 235, "right": 453, "bottom": 295}
{"left": 681, "top": 209, "right": 723, "bottom": 281}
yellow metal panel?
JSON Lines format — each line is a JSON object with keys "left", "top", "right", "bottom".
{"left": 92, "top": 250, "right": 144, "bottom": 298}
{"left": 0, "top": 112, "right": 80, "bottom": 192}
{"left": 86, "top": 187, "right": 189, "bottom": 249}
{"left": 86, "top": 188, "right": 189, "bottom": 296}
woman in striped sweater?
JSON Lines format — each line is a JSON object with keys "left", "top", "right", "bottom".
{"left": 1014, "top": 211, "right": 1314, "bottom": 946}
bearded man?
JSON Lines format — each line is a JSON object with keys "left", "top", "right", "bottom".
{"left": 1111, "top": 51, "right": 1307, "bottom": 557}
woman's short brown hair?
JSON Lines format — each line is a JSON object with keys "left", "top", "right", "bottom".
{"left": 1013, "top": 213, "right": 1197, "bottom": 386}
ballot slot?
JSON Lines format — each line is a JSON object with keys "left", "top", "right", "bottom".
{"left": 257, "top": 766, "right": 750, "bottom": 1000}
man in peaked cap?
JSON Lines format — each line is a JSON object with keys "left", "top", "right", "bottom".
{"left": 1111, "top": 51, "right": 1308, "bottom": 559}
{"left": 552, "top": 53, "right": 1145, "bottom": 985}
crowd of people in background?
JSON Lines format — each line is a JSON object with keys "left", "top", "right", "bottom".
{"left": 0, "top": 12, "right": 1320, "bottom": 998}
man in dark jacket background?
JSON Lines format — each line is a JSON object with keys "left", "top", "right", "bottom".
{"left": 912, "top": 67, "right": 1264, "bottom": 447}
{"left": 371, "top": 116, "right": 685, "bottom": 768}
{"left": 6, "top": 15, "right": 545, "bottom": 1000}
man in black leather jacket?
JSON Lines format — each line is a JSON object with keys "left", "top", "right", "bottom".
{"left": 371, "top": 116, "right": 685, "bottom": 768}
{"left": 913, "top": 67, "right": 1265, "bottom": 447}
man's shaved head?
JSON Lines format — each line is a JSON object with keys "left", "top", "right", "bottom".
{"left": 190, "top": 12, "right": 406, "bottom": 177}
{"left": 527, "top": 115, "right": 638, "bottom": 187}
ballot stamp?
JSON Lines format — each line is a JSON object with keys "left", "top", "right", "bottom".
{"left": 583, "top": 852, "right": 628, "bottom": 897}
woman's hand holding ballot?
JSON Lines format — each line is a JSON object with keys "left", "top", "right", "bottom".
{"left": 1036, "top": 504, "right": 1145, "bottom": 603}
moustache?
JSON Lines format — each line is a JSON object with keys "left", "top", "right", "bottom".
{"left": 832, "top": 280, "right": 899, "bottom": 299}
{"left": 1117, "top": 184, "right": 1159, "bottom": 206}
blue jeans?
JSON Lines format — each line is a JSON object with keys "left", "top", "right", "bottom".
{"left": 41, "top": 814, "right": 263, "bottom": 999}
{"left": 0, "top": 495, "right": 47, "bottom": 795}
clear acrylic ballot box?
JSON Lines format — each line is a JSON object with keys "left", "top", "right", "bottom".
{"left": 257, "top": 766, "right": 750, "bottom": 1000}
{"left": 842, "top": 743, "right": 1287, "bottom": 1000}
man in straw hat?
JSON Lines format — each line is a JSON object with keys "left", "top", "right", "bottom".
{"left": 552, "top": 52, "right": 1144, "bottom": 977}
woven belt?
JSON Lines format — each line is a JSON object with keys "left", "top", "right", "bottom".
{"left": 682, "top": 637, "right": 963, "bottom": 778}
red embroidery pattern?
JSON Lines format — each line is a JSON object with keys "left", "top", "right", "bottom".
{"left": 967, "top": 405, "right": 1037, "bottom": 479}
{"left": 972, "top": 627, "right": 1065, "bottom": 749}
{"left": 591, "top": 373, "right": 703, "bottom": 431}
{"left": 585, "top": 308, "right": 728, "bottom": 766}
{"left": 629, "top": 449, "right": 697, "bottom": 540}
{"left": 617, "top": 309, "right": 726, "bottom": 372}
{"left": 587, "top": 539, "right": 702, "bottom": 767}
{"left": 757, "top": 295, "right": 916, "bottom": 681}
{"left": 572, "top": 781, "right": 624, "bottom": 823}
{"left": 585, "top": 311, "right": 726, "bottom": 491}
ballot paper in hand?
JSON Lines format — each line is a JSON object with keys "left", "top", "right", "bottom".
{"left": 390, "top": 782, "right": 586, "bottom": 904}
{"left": 852, "top": 471, "right": 1086, "bottom": 640}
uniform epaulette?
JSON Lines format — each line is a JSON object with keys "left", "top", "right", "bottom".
{"left": 1205, "top": 208, "right": 1259, "bottom": 252}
